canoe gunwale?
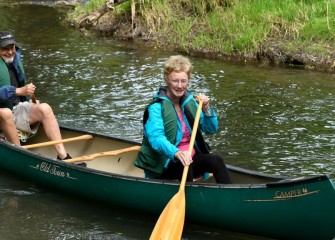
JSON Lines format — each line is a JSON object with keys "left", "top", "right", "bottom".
{"left": 2, "top": 127, "right": 331, "bottom": 191}
{"left": 227, "top": 164, "right": 288, "bottom": 181}
{"left": 0, "top": 139, "right": 224, "bottom": 188}
{"left": 0, "top": 139, "right": 272, "bottom": 189}
{"left": 266, "top": 174, "right": 331, "bottom": 188}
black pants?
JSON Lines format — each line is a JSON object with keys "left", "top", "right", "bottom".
{"left": 161, "top": 153, "right": 232, "bottom": 184}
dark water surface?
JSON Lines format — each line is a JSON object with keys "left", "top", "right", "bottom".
{"left": 1, "top": 1, "right": 335, "bottom": 239}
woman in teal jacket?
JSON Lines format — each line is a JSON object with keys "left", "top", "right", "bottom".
{"left": 135, "top": 55, "right": 231, "bottom": 184}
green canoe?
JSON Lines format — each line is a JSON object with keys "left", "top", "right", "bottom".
{"left": 0, "top": 126, "right": 334, "bottom": 240}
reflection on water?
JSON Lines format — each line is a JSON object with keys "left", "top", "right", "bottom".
{"left": 0, "top": 1, "right": 334, "bottom": 239}
{"left": 217, "top": 67, "right": 335, "bottom": 177}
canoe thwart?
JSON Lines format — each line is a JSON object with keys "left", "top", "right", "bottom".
{"left": 22, "top": 135, "right": 93, "bottom": 149}
{"left": 65, "top": 145, "right": 141, "bottom": 163}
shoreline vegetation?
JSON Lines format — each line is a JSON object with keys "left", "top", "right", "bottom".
{"left": 63, "top": 0, "right": 335, "bottom": 73}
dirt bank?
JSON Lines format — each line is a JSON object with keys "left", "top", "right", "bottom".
{"left": 61, "top": 1, "right": 335, "bottom": 74}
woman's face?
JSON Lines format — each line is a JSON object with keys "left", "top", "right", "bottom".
{"left": 165, "top": 71, "right": 189, "bottom": 101}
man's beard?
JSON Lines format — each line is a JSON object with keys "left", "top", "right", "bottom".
{"left": 3, "top": 56, "right": 14, "bottom": 64}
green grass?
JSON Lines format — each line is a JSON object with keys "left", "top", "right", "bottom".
{"left": 69, "top": 0, "right": 105, "bottom": 16}
{"left": 68, "top": 0, "right": 335, "bottom": 58}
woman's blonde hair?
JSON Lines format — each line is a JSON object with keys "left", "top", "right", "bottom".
{"left": 163, "top": 55, "right": 192, "bottom": 82}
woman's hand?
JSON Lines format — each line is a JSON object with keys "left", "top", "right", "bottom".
{"left": 198, "top": 93, "right": 211, "bottom": 115}
{"left": 175, "top": 150, "right": 193, "bottom": 166}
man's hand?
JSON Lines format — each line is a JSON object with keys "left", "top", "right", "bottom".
{"left": 16, "top": 83, "right": 36, "bottom": 97}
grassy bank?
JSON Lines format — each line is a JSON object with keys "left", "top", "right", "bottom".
{"left": 68, "top": 0, "right": 335, "bottom": 72}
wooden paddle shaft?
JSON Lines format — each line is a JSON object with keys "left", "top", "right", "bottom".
{"left": 65, "top": 145, "right": 141, "bottom": 163}
{"left": 180, "top": 99, "right": 203, "bottom": 192}
{"left": 31, "top": 94, "right": 37, "bottom": 103}
{"left": 22, "top": 135, "right": 93, "bottom": 149}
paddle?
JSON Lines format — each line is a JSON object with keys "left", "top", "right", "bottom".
{"left": 64, "top": 145, "right": 141, "bottom": 163}
{"left": 27, "top": 82, "right": 37, "bottom": 103}
{"left": 149, "top": 98, "right": 203, "bottom": 240}
{"left": 22, "top": 135, "right": 93, "bottom": 149}
{"left": 31, "top": 94, "right": 37, "bottom": 103}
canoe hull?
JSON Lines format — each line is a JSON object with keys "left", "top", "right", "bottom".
{"left": 0, "top": 127, "right": 334, "bottom": 240}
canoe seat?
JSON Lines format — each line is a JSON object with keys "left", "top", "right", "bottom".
{"left": 22, "top": 135, "right": 93, "bottom": 149}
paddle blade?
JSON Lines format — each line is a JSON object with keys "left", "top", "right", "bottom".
{"left": 149, "top": 191, "right": 186, "bottom": 240}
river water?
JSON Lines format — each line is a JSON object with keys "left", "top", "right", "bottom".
{"left": 0, "top": 1, "right": 334, "bottom": 239}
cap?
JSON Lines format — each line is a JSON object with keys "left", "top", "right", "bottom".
{"left": 0, "top": 31, "right": 17, "bottom": 48}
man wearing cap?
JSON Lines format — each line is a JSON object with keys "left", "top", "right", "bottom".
{"left": 0, "top": 31, "right": 74, "bottom": 162}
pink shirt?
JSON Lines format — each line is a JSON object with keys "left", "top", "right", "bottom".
{"left": 177, "top": 111, "right": 196, "bottom": 157}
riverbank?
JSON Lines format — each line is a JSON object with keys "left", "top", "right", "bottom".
{"left": 64, "top": 0, "right": 335, "bottom": 73}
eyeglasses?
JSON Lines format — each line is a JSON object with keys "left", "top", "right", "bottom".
{"left": 171, "top": 79, "right": 188, "bottom": 85}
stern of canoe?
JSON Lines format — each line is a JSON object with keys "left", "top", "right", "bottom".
{"left": 185, "top": 175, "right": 335, "bottom": 240}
